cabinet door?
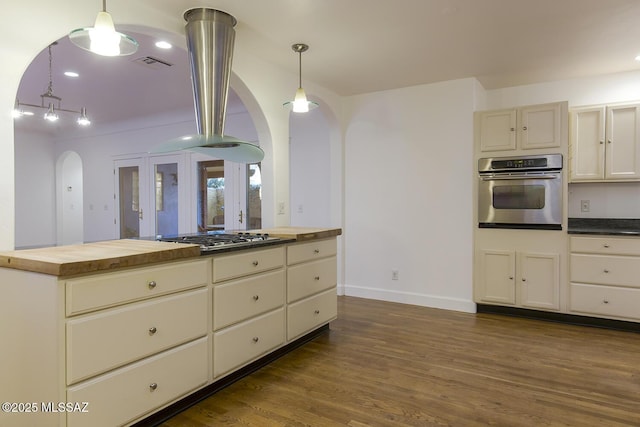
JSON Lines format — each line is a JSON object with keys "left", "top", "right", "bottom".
{"left": 519, "top": 103, "right": 563, "bottom": 150}
{"left": 478, "top": 109, "right": 517, "bottom": 152}
{"left": 477, "top": 250, "right": 515, "bottom": 304}
{"left": 518, "top": 252, "right": 560, "bottom": 310}
{"left": 569, "top": 107, "right": 605, "bottom": 181}
{"left": 606, "top": 104, "right": 640, "bottom": 180}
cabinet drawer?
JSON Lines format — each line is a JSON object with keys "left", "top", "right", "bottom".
{"left": 67, "top": 337, "right": 208, "bottom": 427}
{"left": 287, "top": 239, "right": 337, "bottom": 265}
{"left": 571, "top": 236, "right": 640, "bottom": 256}
{"left": 213, "top": 247, "right": 284, "bottom": 282}
{"left": 570, "top": 283, "right": 640, "bottom": 321}
{"left": 213, "top": 308, "right": 285, "bottom": 377}
{"left": 213, "top": 270, "right": 285, "bottom": 330}
{"left": 67, "top": 288, "right": 208, "bottom": 385}
{"left": 571, "top": 254, "right": 640, "bottom": 288}
{"left": 287, "top": 288, "right": 337, "bottom": 341}
{"left": 66, "top": 259, "right": 209, "bottom": 315}
{"left": 287, "top": 257, "right": 337, "bottom": 303}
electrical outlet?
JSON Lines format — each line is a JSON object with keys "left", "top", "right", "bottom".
{"left": 581, "top": 200, "right": 590, "bottom": 212}
{"left": 391, "top": 269, "right": 399, "bottom": 280}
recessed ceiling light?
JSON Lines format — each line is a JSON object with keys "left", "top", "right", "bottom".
{"left": 64, "top": 71, "right": 79, "bottom": 77}
{"left": 155, "top": 41, "right": 172, "bottom": 49}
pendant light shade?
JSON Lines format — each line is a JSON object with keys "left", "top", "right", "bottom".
{"left": 68, "top": 0, "right": 138, "bottom": 56}
{"left": 283, "top": 43, "right": 318, "bottom": 113}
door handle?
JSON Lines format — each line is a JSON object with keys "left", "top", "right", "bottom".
{"left": 138, "top": 208, "right": 143, "bottom": 220}
{"left": 238, "top": 210, "right": 243, "bottom": 224}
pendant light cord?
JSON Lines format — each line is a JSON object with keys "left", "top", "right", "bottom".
{"left": 46, "top": 44, "right": 54, "bottom": 97}
{"left": 103, "top": 0, "right": 107, "bottom": 12}
{"left": 298, "top": 50, "right": 303, "bottom": 89}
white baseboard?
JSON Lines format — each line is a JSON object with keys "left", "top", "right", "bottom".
{"left": 338, "top": 284, "right": 477, "bottom": 313}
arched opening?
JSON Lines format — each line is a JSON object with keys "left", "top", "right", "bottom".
{"left": 13, "top": 26, "right": 270, "bottom": 246}
{"left": 56, "top": 151, "right": 83, "bottom": 245}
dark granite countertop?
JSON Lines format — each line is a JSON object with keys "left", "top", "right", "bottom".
{"left": 568, "top": 218, "right": 640, "bottom": 236}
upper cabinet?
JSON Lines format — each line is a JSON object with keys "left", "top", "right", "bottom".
{"left": 570, "top": 103, "right": 640, "bottom": 182}
{"left": 476, "top": 102, "right": 567, "bottom": 153}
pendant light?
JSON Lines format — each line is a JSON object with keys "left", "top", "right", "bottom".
{"left": 283, "top": 43, "right": 318, "bottom": 113}
{"left": 13, "top": 43, "right": 91, "bottom": 126}
{"left": 68, "top": 0, "right": 138, "bottom": 57}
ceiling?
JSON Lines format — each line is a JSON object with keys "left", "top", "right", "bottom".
{"left": 14, "top": 0, "right": 640, "bottom": 134}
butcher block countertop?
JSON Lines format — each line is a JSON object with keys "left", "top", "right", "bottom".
{"left": 248, "top": 227, "right": 342, "bottom": 241}
{"left": 0, "top": 239, "right": 201, "bottom": 276}
{"left": 0, "top": 228, "right": 341, "bottom": 276}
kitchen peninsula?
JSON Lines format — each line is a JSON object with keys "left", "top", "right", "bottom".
{"left": 0, "top": 227, "right": 341, "bottom": 427}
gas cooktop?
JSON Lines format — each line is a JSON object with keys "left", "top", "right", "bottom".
{"left": 157, "top": 232, "right": 284, "bottom": 254}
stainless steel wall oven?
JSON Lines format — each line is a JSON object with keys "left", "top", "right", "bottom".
{"left": 478, "top": 154, "right": 563, "bottom": 230}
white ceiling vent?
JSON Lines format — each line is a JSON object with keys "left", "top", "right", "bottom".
{"left": 132, "top": 56, "right": 173, "bottom": 70}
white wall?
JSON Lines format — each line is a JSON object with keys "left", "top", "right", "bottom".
{"left": 289, "top": 107, "right": 332, "bottom": 227}
{"left": 342, "top": 78, "right": 478, "bottom": 313}
{"left": 14, "top": 130, "right": 56, "bottom": 248}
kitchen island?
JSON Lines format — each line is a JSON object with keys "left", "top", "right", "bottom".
{"left": 0, "top": 227, "right": 341, "bottom": 427}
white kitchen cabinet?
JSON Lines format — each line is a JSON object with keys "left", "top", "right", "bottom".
{"left": 286, "top": 239, "right": 338, "bottom": 340}
{"left": 477, "top": 102, "right": 566, "bottom": 153}
{"left": 570, "top": 103, "right": 640, "bottom": 181}
{"left": 0, "top": 257, "right": 210, "bottom": 427}
{"left": 212, "top": 246, "right": 286, "bottom": 378}
{"left": 477, "top": 249, "right": 560, "bottom": 311}
{"left": 569, "top": 236, "right": 640, "bottom": 321}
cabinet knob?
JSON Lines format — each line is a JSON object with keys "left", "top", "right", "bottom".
{"left": 252, "top": 260, "right": 259, "bottom": 266}
{"left": 604, "top": 269, "right": 609, "bottom": 273}
{"left": 599, "top": 140, "right": 604, "bottom": 145}
{"left": 314, "top": 276, "right": 320, "bottom": 281}
{"left": 607, "top": 140, "right": 612, "bottom": 144}
{"left": 148, "top": 281, "right": 157, "bottom": 289}
{"left": 149, "top": 383, "right": 158, "bottom": 392}
{"left": 522, "top": 278, "right": 526, "bottom": 282}
{"left": 313, "top": 249, "right": 320, "bottom": 254}
{"left": 603, "top": 244, "right": 610, "bottom": 248}
{"left": 522, "top": 126, "right": 527, "bottom": 131}
{"left": 149, "top": 327, "right": 157, "bottom": 335}
{"left": 252, "top": 337, "right": 259, "bottom": 343}
{"left": 603, "top": 299, "right": 609, "bottom": 304}
{"left": 509, "top": 276, "right": 514, "bottom": 280}
{"left": 253, "top": 295, "right": 260, "bottom": 301}
{"left": 314, "top": 310, "right": 320, "bottom": 315}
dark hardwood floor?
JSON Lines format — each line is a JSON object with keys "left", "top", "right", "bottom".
{"left": 161, "top": 296, "right": 640, "bottom": 426}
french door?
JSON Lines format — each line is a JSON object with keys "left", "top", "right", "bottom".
{"left": 114, "top": 154, "right": 188, "bottom": 239}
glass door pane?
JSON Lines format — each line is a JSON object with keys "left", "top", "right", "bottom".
{"left": 118, "top": 166, "right": 141, "bottom": 238}
{"left": 247, "top": 163, "right": 262, "bottom": 229}
{"left": 154, "top": 162, "right": 179, "bottom": 237}
{"left": 197, "top": 160, "right": 225, "bottom": 231}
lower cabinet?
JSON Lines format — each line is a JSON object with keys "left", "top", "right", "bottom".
{"left": 569, "top": 236, "right": 640, "bottom": 321}
{"left": 477, "top": 249, "right": 560, "bottom": 310}
{"left": 0, "top": 237, "right": 339, "bottom": 427}
{"left": 67, "top": 338, "right": 208, "bottom": 427}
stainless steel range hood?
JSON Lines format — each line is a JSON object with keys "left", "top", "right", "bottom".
{"left": 152, "top": 8, "right": 264, "bottom": 163}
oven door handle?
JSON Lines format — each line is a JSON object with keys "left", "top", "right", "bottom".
{"left": 480, "top": 174, "right": 560, "bottom": 181}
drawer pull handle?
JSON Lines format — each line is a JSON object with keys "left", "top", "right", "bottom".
{"left": 149, "top": 327, "right": 157, "bottom": 335}
{"left": 603, "top": 244, "right": 610, "bottom": 248}
{"left": 314, "top": 310, "right": 320, "bottom": 315}
{"left": 252, "top": 260, "right": 259, "bottom": 266}
{"left": 604, "top": 269, "right": 609, "bottom": 273}
{"left": 149, "top": 383, "right": 158, "bottom": 391}
{"left": 314, "top": 249, "right": 320, "bottom": 254}
{"left": 148, "top": 281, "right": 157, "bottom": 289}
{"left": 253, "top": 295, "right": 260, "bottom": 301}
{"left": 252, "top": 337, "right": 259, "bottom": 343}
{"left": 314, "top": 276, "right": 320, "bottom": 281}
